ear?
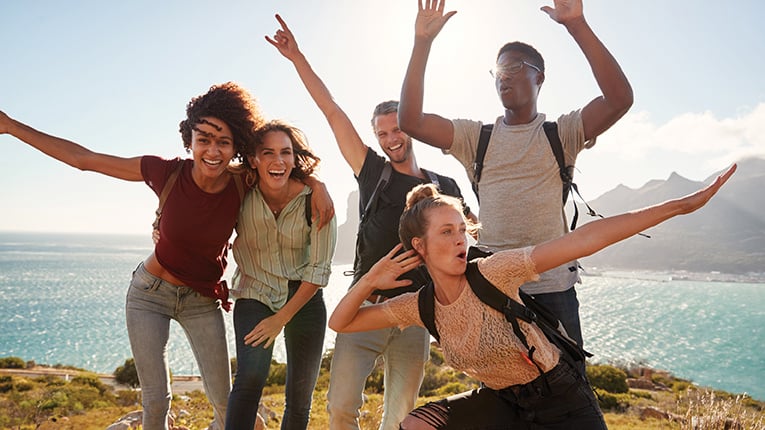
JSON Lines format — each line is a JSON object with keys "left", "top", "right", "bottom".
{"left": 411, "top": 237, "right": 425, "bottom": 255}
{"left": 536, "top": 71, "right": 545, "bottom": 87}
{"left": 247, "top": 154, "right": 258, "bottom": 168}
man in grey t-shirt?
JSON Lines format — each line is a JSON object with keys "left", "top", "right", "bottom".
{"left": 399, "top": 0, "right": 633, "bottom": 347}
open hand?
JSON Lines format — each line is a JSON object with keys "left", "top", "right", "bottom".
{"left": 676, "top": 164, "right": 736, "bottom": 215}
{"left": 244, "top": 314, "right": 287, "bottom": 349}
{"left": 415, "top": 0, "right": 457, "bottom": 41}
{"left": 265, "top": 14, "right": 301, "bottom": 61}
{"left": 540, "top": 0, "right": 584, "bottom": 25}
{"left": 363, "top": 244, "right": 422, "bottom": 291}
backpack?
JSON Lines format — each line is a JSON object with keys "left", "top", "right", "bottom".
{"left": 359, "top": 163, "right": 441, "bottom": 224}
{"left": 472, "top": 121, "right": 600, "bottom": 231}
{"left": 416, "top": 260, "right": 592, "bottom": 377}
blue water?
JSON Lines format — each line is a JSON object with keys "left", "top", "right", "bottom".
{"left": 0, "top": 232, "right": 763, "bottom": 400}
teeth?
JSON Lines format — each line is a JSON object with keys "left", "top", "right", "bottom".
{"left": 389, "top": 144, "right": 402, "bottom": 151}
{"left": 204, "top": 159, "right": 222, "bottom": 166}
{"left": 269, "top": 169, "right": 286, "bottom": 175}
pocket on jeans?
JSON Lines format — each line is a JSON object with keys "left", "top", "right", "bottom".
{"left": 130, "top": 267, "right": 160, "bottom": 293}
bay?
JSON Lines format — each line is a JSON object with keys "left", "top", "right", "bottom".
{"left": 0, "top": 232, "right": 762, "bottom": 400}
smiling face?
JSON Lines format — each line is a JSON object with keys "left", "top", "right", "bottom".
{"left": 190, "top": 116, "right": 235, "bottom": 180}
{"left": 373, "top": 112, "right": 414, "bottom": 164}
{"left": 247, "top": 130, "right": 295, "bottom": 191}
{"left": 412, "top": 205, "right": 469, "bottom": 277}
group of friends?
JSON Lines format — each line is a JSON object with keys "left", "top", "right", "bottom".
{"left": 1, "top": 1, "right": 736, "bottom": 429}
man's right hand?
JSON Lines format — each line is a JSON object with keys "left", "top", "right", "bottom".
{"left": 415, "top": 0, "right": 457, "bottom": 42}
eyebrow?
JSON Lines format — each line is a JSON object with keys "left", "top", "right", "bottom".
{"left": 192, "top": 126, "right": 233, "bottom": 141}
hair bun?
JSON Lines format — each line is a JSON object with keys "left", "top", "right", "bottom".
{"left": 405, "top": 183, "right": 440, "bottom": 210}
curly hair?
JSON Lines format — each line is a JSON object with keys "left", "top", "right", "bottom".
{"left": 245, "top": 119, "right": 320, "bottom": 182}
{"left": 179, "top": 82, "right": 265, "bottom": 162}
{"left": 399, "top": 184, "right": 479, "bottom": 252}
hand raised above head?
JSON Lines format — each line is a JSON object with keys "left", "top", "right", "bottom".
{"left": 415, "top": 0, "right": 457, "bottom": 41}
{"left": 265, "top": 14, "right": 302, "bottom": 61}
{"left": 540, "top": 0, "right": 584, "bottom": 25}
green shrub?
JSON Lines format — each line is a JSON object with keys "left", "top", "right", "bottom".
{"left": 0, "top": 357, "right": 25, "bottom": 369}
{"left": 587, "top": 364, "right": 628, "bottom": 393}
{"left": 114, "top": 358, "right": 140, "bottom": 388}
{"left": 593, "top": 388, "right": 631, "bottom": 411}
{"left": 266, "top": 360, "right": 287, "bottom": 386}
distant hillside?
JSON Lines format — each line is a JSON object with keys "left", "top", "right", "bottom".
{"left": 334, "top": 157, "right": 765, "bottom": 275}
{"left": 576, "top": 157, "right": 765, "bottom": 274}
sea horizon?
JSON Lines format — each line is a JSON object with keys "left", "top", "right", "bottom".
{"left": 1, "top": 231, "right": 763, "bottom": 401}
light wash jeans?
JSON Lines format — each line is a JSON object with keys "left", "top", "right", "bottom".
{"left": 126, "top": 263, "right": 231, "bottom": 430}
{"left": 327, "top": 322, "right": 429, "bottom": 430}
{"left": 226, "top": 285, "right": 326, "bottom": 430}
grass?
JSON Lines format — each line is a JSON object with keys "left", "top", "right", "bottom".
{"left": 2, "top": 355, "right": 764, "bottom": 429}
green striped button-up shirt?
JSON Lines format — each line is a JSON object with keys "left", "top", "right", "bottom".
{"left": 230, "top": 184, "right": 336, "bottom": 312}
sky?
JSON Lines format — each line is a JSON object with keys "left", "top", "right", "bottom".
{"left": 2, "top": 0, "right": 764, "bottom": 234}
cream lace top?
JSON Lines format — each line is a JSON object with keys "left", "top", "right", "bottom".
{"left": 380, "top": 246, "right": 560, "bottom": 389}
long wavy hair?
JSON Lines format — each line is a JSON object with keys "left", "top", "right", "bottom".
{"left": 243, "top": 119, "right": 321, "bottom": 186}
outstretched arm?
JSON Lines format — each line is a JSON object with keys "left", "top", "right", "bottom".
{"left": 531, "top": 165, "right": 736, "bottom": 274}
{"left": 329, "top": 244, "right": 421, "bottom": 333}
{"left": 541, "top": 0, "right": 633, "bottom": 141}
{"left": 0, "top": 110, "right": 143, "bottom": 181}
{"left": 267, "top": 14, "right": 368, "bottom": 176}
{"left": 398, "top": 0, "right": 457, "bottom": 150}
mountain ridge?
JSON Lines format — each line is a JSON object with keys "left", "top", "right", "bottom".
{"left": 334, "top": 157, "right": 764, "bottom": 276}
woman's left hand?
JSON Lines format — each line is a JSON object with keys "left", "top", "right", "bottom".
{"left": 244, "top": 314, "right": 288, "bottom": 349}
{"left": 363, "top": 244, "right": 422, "bottom": 291}
{"left": 310, "top": 179, "right": 335, "bottom": 230}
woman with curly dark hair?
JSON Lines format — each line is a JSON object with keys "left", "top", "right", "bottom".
{"left": 0, "top": 83, "right": 333, "bottom": 430}
{"left": 226, "top": 119, "right": 336, "bottom": 429}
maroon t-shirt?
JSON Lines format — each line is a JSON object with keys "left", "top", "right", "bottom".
{"left": 142, "top": 156, "right": 241, "bottom": 309}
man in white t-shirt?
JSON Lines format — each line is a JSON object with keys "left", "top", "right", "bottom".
{"left": 399, "top": 0, "right": 633, "bottom": 348}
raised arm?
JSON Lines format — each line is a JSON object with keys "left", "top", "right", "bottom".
{"left": 398, "top": 0, "right": 457, "bottom": 150}
{"left": 329, "top": 244, "right": 421, "bottom": 333}
{"left": 266, "top": 14, "right": 368, "bottom": 176}
{"left": 531, "top": 165, "right": 736, "bottom": 274}
{"left": 541, "top": 0, "right": 633, "bottom": 141}
{"left": 0, "top": 110, "right": 143, "bottom": 180}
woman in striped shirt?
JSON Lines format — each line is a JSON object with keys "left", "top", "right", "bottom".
{"left": 226, "top": 120, "right": 337, "bottom": 430}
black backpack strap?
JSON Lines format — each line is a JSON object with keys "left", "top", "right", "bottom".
{"left": 416, "top": 282, "right": 440, "bottom": 343}
{"left": 422, "top": 168, "right": 440, "bottom": 189}
{"left": 305, "top": 192, "right": 313, "bottom": 226}
{"left": 471, "top": 124, "right": 494, "bottom": 202}
{"left": 360, "top": 162, "right": 393, "bottom": 223}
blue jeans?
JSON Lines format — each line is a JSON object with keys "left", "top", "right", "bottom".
{"left": 531, "top": 286, "right": 585, "bottom": 374}
{"left": 226, "top": 286, "right": 326, "bottom": 430}
{"left": 327, "top": 322, "right": 429, "bottom": 430}
{"left": 126, "top": 263, "right": 230, "bottom": 430}
{"left": 530, "top": 286, "right": 583, "bottom": 347}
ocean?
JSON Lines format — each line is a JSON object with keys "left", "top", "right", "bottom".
{"left": 0, "top": 232, "right": 763, "bottom": 400}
